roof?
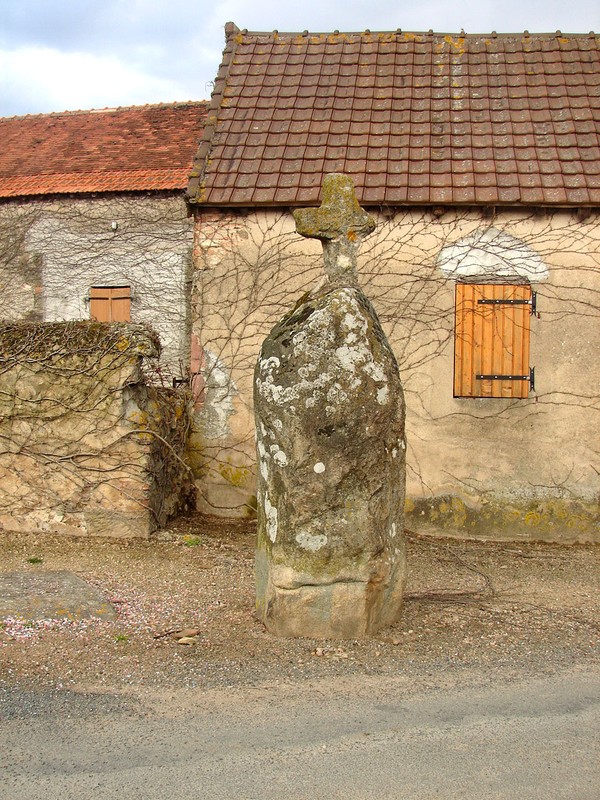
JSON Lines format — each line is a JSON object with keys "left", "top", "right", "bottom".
{"left": 0, "top": 102, "right": 208, "bottom": 198}
{"left": 187, "top": 26, "right": 600, "bottom": 207}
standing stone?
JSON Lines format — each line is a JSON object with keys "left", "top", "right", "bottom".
{"left": 254, "top": 174, "right": 406, "bottom": 638}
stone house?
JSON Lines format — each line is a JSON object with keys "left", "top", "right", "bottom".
{"left": 0, "top": 101, "right": 208, "bottom": 380}
{"left": 186, "top": 25, "right": 599, "bottom": 542}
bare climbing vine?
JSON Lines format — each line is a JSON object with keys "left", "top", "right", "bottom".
{"left": 191, "top": 205, "right": 599, "bottom": 527}
{"left": 0, "top": 194, "right": 194, "bottom": 381}
{"left": 0, "top": 195, "right": 598, "bottom": 532}
{"left": 0, "top": 321, "right": 193, "bottom": 537}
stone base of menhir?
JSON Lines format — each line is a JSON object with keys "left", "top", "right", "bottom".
{"left": 254, "top": 285, "right": 407, "bottom": 639}
{"left": 255, "top": 549, "right": 406, "bottom": 639}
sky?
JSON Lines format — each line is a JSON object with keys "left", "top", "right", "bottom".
{"left": 1, "top": 0, "right": 599, "bottom": 117}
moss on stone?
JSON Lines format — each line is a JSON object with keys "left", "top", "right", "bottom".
{"left": 0, "top": 321, "right": 160, "bottom": 360}
{"left": 218, "top": 460, "right": 251, "bottom": 488}
{"left": 292, "top": 174, "right": 375, "bottom": 242}
{"left": 406, "top": 494, "right": 599, "bottom": 543}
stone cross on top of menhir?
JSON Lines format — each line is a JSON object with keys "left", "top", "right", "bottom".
{"left": 293, "top": 174, "right": 376, "bottom": 285}
{"left": 255, "top": 172, "right": 407, "bottom": 640}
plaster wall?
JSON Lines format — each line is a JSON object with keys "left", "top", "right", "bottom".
{"left": 0, "top": 195, "right": 193, "bottom": 379}
{"left": 191, "top": 207, "right": 599, "bottom": 542}
{"left": 0, "top": 204, "right": 43, "bottom": 321}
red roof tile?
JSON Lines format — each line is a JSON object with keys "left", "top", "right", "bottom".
{"left": 0, "top": 102, "right": 208, "bottom": 198}
{"left": 187, "top": 26, "right": 600, "bottom": 207}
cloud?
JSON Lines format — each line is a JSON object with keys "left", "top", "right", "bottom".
{"left": 1, "top": 0, "right": 598, "bottom": 115}
{"left": 204, "top": 0, "right": 600, "bottom": 35}
{"left": 0, "top": 46, "right": 193, "bottom": 115}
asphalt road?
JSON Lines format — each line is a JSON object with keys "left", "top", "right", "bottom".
{"left": 1, "top": 667, "right": 598, "bottom": 800}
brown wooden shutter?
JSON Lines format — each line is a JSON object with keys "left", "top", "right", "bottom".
{"left": 454, "top": 283, "right": 532, "bottom": 399}
{"left": 90, "top": 286, "right": 131, "bottom": 322}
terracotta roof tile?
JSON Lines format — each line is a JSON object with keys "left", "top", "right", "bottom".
{"left": 209, "top": 187, "right": 234, "bottom": 204}
{"left": 1, "top": 102, "right": 208, "bottom": 198}
{"left": 431, "top": 172, "right": 453, "bottom": 187}
{"left": 542, "top": 187, "right": 569, "bottom": 203}
{"left": 187, "top": 27, "right": 600, "bottom": 207}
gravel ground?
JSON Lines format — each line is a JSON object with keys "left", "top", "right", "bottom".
{"left": 1, "top": 514, "right": 598, "bottom": 700}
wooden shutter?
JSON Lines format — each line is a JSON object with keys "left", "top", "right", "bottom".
{"left": 454, "top": 283, "right": 532, "bottom": 399}
{"left": 90, "top": 286, "right": 131, "bottom": 322}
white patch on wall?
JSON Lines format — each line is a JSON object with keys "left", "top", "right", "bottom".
{"left": 202, "top": 350, "right": 237, "bottom": 439}
{"left": 327, "top": 383, "right": 349, "bottom": 405}
{"left": 255, "top": 291, "right": 389, "bottom": 411}
{"left": 259, "top": 356, "right": 280, "bottom": 375}
{"left": 437, "top": 228, "right": 549, "bottom": 281}
{"left": 260, "top": 459, "right": 269, "bottom": 481}
{"left": 377, "top": 386, "right": 389, "bottom": 405}
{"left": 270, "top": 444, "right": 288, "bottom": 467}
{"left": 265, "top": 495, "right": 278, "bottom": 543}
{"left": 295, "top": 531, "right": 328, "bottom": 551}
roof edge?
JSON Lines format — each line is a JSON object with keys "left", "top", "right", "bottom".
{"left": 0, "top": 168, "right": 193, "bottom": 200}
{"left": 0, "top": 187, "right": 186, "bottom": 203}
{"left": 186, "top": 22, "right": 240, "bottom": 203}
{"left": 191, "top": 200, "right": 600, "bottom": 211}
{"left": 0, "top": 100, "right": 209, "bottom": 124}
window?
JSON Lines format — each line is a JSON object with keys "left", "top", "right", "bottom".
{"left": 454, "top": 283, "right": 535, "bottom": 398}
{"left": 89, "top": 286, "right": 131, "bottom": 322}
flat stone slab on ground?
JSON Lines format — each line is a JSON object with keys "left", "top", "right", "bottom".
{"left": 0, "top": 570, "right": 116, "bottom": 621}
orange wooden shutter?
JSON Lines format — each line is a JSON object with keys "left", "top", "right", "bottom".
{"left": 454, "top": 283, "right": 532, "bottom": 398}
{"left": 90, "top": 286, "right": 131, "bottom": 322}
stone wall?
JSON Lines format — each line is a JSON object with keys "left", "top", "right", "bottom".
{"left": 0, "top": 195, "right": 193, "bottom": 380}
{"left": 190, "top": 206, "right": 599, "bottom": 543}
{"left": 0, "top": 322, "right": 192, "bottom": 538}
